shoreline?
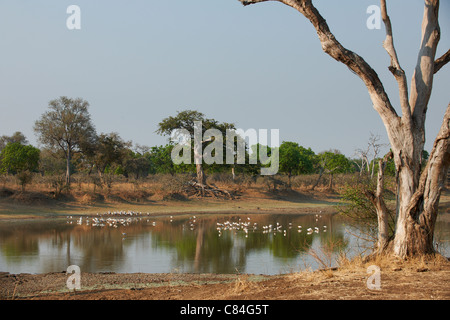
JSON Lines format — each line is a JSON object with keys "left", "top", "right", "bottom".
{"left": 1, "top": 185, "right": 448, "bottom": 220}
{"left": 0, "top": 188, "right": 341, "bottom": 220}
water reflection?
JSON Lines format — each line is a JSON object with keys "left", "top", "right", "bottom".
{"left": 0, "top": 213, "right": 448, "bottom": 275}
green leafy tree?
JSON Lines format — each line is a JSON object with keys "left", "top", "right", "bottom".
{"left": 279, "top": 141, "right": 301, "bottom": 186}
{"left": 0, "top": 142, "right": 40, "bottom": 192}
{"left": 297, "top": 146, "right": 316, "bottom": 174}
{"left": 148, "top": 144, "right": 177, "bottom": 175}
{"left": 0, "top": 142, "right": 40, "bottom": 174}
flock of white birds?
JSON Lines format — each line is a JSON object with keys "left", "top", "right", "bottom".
{"left": 215, "top": 214, "right": 327, "bottom": 238}
{"left": 66, "top": 211, "right": 328, "bottom": 238}
{"left": 66, "top": 211, "right": 157, "bottom": 228}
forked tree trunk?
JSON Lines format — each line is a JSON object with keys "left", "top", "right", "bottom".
{"left": 238, "top": 0, "right": 450, "bottom": 258}
{"left": 392, "top": 105, "right": 450, "bottom": 256}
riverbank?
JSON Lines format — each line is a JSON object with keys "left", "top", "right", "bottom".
{"left": 0, "top": 186, "right": 341, "bottom": 219}
{"left": 1, "top": 255, "right": 449, "bottom": 300}
{"left": 1, "top": 179, "right": 448, "bottom": 220}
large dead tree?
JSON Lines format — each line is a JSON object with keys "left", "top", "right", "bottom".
{"left": 238, "top": 0, "right": 450, "bottom": 258}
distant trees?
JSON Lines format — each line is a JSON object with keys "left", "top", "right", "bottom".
{"left": 278, "top": 141, "right": 315, "bottom": 186}
{"left": 0, "top": 142, "right": 40, "bottom": 175}
{"left": 312, "top": 150, "right": 352, "bottom": 190}
{"left": 34, "top": 97, "right": 97, "bottom": 186}
{"left": 2, "top": 102, "right": 358, "bottom": 195}
{"left": 0, "top": 142, "right": 40, "bottom": 191}
{"left": 353, "top": 133, "right": 387, "bottom": 178}
{"left": 89, "top": 132, "right": 130, "bottom": 186}
{"left": 123, "top": 149, "right": 152, "bottom": 180}
{"left": 0, "top": 132, "right": 28, "bottom": 153}
{"left": 279, "top": 142, "right": 301, "bottom": 186}
{"left": 148, "top": 144, "right": 177, "bottom": 175}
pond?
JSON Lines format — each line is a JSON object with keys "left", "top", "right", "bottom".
{"left": 0, "top": 212, "right": 448, "bottom": 275}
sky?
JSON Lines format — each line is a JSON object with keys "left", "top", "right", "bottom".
{"left": 0, "top": 0, "right": 449, "bottom": 158}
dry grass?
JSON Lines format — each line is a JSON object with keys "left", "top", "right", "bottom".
{"left": 231, "top": 274, "right": 260, "bottom": 294}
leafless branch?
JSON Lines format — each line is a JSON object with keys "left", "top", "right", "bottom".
{"left": 239, "top": 0, "right": 273, "bottom": 5}
{"left": 409, "top": 0, "right": 441, "bottom": 124}
{"left": 434, "top": 49, "right": 450, "bottom": 74}
{"left": 380, "top": 0, "right": 412, "bottom": 124}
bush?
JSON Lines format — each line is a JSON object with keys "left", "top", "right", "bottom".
{"left": 337, "top": 175, "right": 396, "bottom": 246}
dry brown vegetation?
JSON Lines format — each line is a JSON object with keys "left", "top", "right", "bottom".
{"left": 0, "top": 172, "right": 357, "bottom": 217}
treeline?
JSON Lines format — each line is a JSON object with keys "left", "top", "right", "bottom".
{"left": 0, "top": 96, "right": 401, "bottom": 193}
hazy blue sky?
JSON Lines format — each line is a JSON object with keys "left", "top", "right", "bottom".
{"left": 0, "top": 0, "right": 449, "bottom": 158}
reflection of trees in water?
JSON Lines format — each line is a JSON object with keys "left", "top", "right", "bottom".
{"left": 151, "top": 219, "right": 238, "bottom": 273}
{"left": 0, "top": 220, "right": 72, "bottom": 263}
{"left": 0, "top": 219, "right": 130, "bottom": 272}
{"left": 1, "top": 237, "right": 39, "bottom": 261}
{"left": 150, "top": 214, "right": 349, "bottom": 273}
{"left": 70, "top": 228, "right": 127, "bottom": 272}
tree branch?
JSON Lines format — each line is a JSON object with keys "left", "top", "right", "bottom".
{"left": 434, "top": 48, "right": 450, "bottom": 74}
{"left": 239, "top": 0, "right": 273, "bottom": 5}
{"left": 410, "top": 0, "right": 441, "bottom": 124}
{"left": 380, "top": 0, "right": 412, "bottom": 126}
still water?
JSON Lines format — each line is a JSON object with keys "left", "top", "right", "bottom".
{"left": 0, "top": 213, "right": 448, "bottom": 275}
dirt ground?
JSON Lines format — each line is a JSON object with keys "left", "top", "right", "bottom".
{"left": 1, "top": 255, "right": 449, "bottom": 300}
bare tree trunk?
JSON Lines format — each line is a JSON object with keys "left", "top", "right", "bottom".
{"left": 66, "top": 149, "right": 71, "bottom": 187}
{"left": 365, "top": 151, "right": 393, "bottom": 251}
{"left": 328, "top": 173, "right": 333, "bottom": 190}
{"left": 311, "top": 168, "right": 323, "bottom": 191}
{"left": 196, "top": 163, "right": 206, "bottom": 186}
